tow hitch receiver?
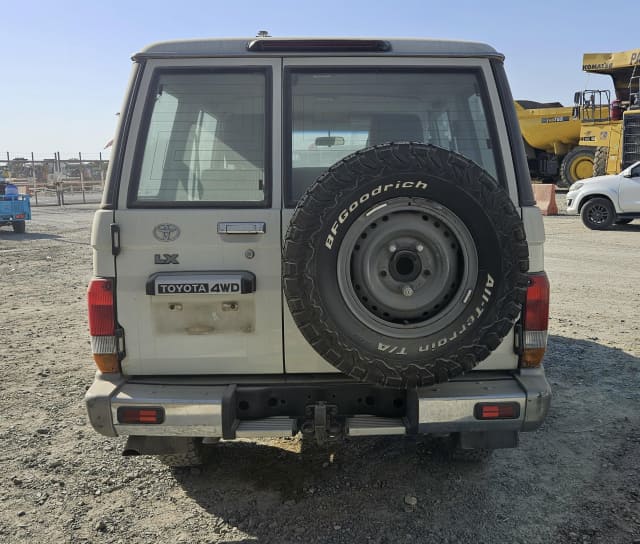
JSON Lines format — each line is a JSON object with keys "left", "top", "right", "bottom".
{"left": 301, "top": 402, "right": 343, "bottom": 445}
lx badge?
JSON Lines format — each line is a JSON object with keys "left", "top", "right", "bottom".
{"left": 154, "top": 254, "right": 179, "bottom": 265}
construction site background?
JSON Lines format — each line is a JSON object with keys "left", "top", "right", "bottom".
{"left": 0, "top": 152, "right": 109, "bottom": 206}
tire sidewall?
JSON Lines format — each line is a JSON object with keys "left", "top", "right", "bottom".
{"left": 311, "top": 169, "right": 508, "bottom": 360}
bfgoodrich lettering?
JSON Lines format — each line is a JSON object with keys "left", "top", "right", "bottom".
{"left": 325, "top": 180, "right": 428, "bottom": 250}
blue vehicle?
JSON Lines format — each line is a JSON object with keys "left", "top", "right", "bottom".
{"left": 0, "top": 179, "right": 31, "bottom": 233}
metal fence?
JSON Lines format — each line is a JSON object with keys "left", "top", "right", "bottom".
{"left": 1, "top": 151, "right": 109, "bottom": 206}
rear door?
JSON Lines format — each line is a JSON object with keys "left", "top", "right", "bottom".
{"left": 280, "top": 57, "right": 520, "bottom": 373}
{"left": 619, "top": 163, "right": 640, "bottom": 212}
{"left": 115, "top": 58, "right": 283, "bottom": 375}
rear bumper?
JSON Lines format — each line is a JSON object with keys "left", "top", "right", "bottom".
{"left": 85, "top": 369, "right": 551, "bottom": 439}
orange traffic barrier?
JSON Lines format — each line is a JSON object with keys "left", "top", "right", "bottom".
{"left": 532, "top": 184, "right": 558, "bottom": 216}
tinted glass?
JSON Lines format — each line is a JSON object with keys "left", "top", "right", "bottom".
{"left": 134, "top": 71, "right": 267, "bottom": 205}
{"left": 287, "top": 70, "right": 498, "bottom": 204}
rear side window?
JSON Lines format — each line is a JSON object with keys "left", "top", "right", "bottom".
{"left": 286, "top": 69, "right": 499, "bottom": 205}
{"left": 131, "top": 70, "right": 269, "bottom": 207}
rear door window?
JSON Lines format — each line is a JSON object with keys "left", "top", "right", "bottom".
{"left": 285, "top": 70, "right": 499, "bottom": 205}
{"left": 131, "top": 70, "right": 269, "bottom": 207}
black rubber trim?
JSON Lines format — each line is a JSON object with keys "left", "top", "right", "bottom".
{"left": 233, "top": 383, "right": 406, "bottom": 420}
{"left": 221, "top": 384, "right": 237, "bottom": 440}
{"left": 145, "top": 271, "right": 256, "bottom": 295}
{"left": 491, "top": 59, "right": 536, "bottom": 207}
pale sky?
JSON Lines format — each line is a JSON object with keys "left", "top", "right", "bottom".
{"left": 1, "top": 0, "right": 632, "bottom": 160}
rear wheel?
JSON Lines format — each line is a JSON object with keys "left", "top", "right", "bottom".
{"left": 580, "top": 197, "right": 616, "bottom": 230}
{"left": 559, "top": 146, "right": 595, "bottom": 187}
{"left": 12, "top": 221, "right": 25, "bottom": 234}
{"left": 593, "top": 146, "right": 608, "bottom": 177}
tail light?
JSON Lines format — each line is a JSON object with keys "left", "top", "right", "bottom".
{"left": 117, "top": 407, "right": 165, "bottom": 424}
{"left": 520, "top": 272, "right": 550, "bottom": 368}
{"left": 87, "top": 278, "right": 120, "bottom": 373}
{"left": 474, "top": 402, "right": 520, "bottom": 420}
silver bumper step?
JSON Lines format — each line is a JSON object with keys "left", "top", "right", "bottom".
{"left": 236, "top": 416, "right": 296, "bottom": 438}
{"left": 346, "top": 416, "right": 405, "bottom": 436}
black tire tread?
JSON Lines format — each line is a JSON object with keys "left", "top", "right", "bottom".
{"left": 593, "top": 146, "right": 608, "bottom": 177}
{"left": 283, "top": 143, "right": 529, "bottom": 389}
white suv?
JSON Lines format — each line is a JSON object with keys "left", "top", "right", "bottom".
{"left": 85, "top": 36, "right": 551, "bottom": 466}
{"left": 566, "top": 161, "right": 640, "bottom": 229}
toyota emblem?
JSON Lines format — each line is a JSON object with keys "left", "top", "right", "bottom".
{"left": 153, "top": 223, "right": 181, "bottom": 242}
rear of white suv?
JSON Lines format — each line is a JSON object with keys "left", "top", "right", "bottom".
{"left": 86, "top": 37, "right": 550, "bottom": 465}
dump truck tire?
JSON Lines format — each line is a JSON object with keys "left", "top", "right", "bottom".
{"left": 559, "top": 146, "right": 595, "bottom": 187}
{"left": 593, "top": 146, "right": 608, "bottom": 177}
{"left": 283, "top": 143, "right": 529, "bottom": 389}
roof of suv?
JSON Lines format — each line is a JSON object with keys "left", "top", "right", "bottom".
{"left": 134, "top": 37, "right": 503, "bottom": 60}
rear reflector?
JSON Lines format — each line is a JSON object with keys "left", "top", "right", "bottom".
{"left": 87, "top": 278, "right": 119, "bottom": 373}
{"left": 15, "top": 213, "right": 25, "bottom": 219}
{"left": 117, "top": 407, "right": 165, "bottom": 424}
{"left": 520, "top": 272, "right": 550, "bottom": 368}
{"left": 474, "top": 403, "right": 520, "bottom": 420}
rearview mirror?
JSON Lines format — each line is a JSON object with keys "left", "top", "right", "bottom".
{"left": 315, "top": 136, "right": 345, "bottom": 147}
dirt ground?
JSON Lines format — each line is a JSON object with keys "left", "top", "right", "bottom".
{"left": 0, "top": 201, "right": 638, "bottom": 544}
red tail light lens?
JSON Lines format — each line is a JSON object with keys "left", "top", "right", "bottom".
{"left": 521, "top": 272, "right": 550, "bottom": 368}
{"left": 474, "top": 402, "right": 521, "bottom": 420}
{"left": 117, "top": 407, "right": 165, "bottom": 424}
{"left": 87, "top": 278, "right": 119, "bottom": 373}
{"left": 525, "top": 273, "right": 550, "bottom": 331}
{"left": 88, "top": 278, "right": 115, "bottom": 336}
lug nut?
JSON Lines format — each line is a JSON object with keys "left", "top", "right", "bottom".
{"left": 389, "top": 243, "right": 397, "bottom": 253}
{"left": 402, "top": 286, "right": 414, "bottom": 297}
{"left": 416, "top": 243, "right": 424, "bottom": 252}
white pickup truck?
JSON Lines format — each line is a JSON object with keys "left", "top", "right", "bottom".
{"left": 566, "top": 161, "right": 640, "bottom": 229}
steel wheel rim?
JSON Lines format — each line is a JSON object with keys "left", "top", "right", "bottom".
{"left": 336, "top": 197, "right": 479, "bottom": 339}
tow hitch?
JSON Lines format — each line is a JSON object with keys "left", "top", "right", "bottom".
{"left": 301, "top": 402, "right": 343, "bottom": 445}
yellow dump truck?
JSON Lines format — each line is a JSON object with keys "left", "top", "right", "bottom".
{"left": 515, "top": 100, "right": 593, "bottom": 187}
{"left": 575, "top": 48, "right": 640, "bottom": 176}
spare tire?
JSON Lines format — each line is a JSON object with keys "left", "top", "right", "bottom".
{"left": 283, "top": 143, "right": 529, "bottom": 388}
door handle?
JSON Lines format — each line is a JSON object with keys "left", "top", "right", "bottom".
{"left": 217, "top": 222, "right": 266, "bottom": 234}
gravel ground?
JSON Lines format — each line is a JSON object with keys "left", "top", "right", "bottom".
{"left": 0, "top": 200, "right": 638, "bottom": 544}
